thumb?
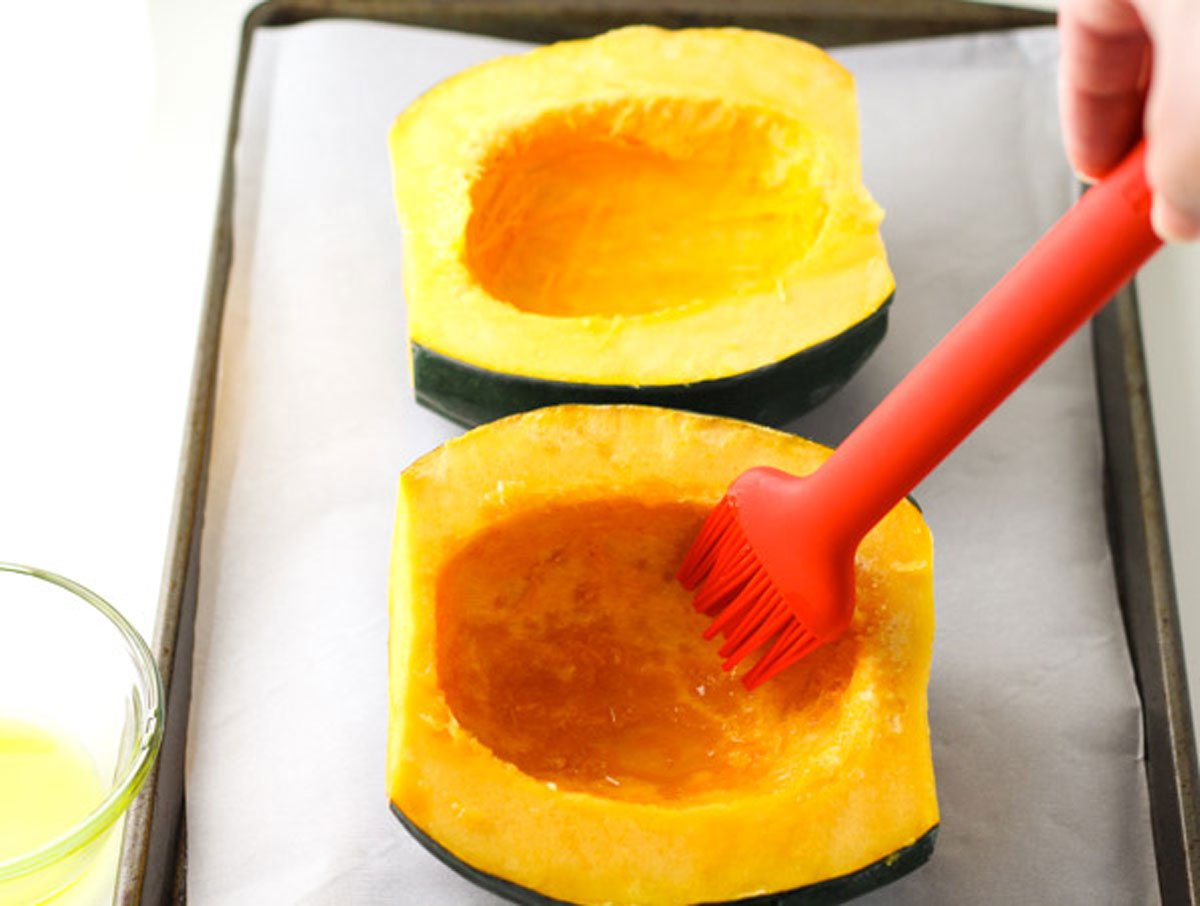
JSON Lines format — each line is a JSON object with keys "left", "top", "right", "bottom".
{"left": 1143, "top": 0, "right": 1200, "bottom": 241}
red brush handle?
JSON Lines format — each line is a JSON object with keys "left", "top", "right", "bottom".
{"left": 817, "top": 140, "right": 1162, "bottom": 543}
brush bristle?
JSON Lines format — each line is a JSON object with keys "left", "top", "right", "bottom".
{"left": 676, "top": 496, "right": 738, "bottom": 589}
{"left": 678, "top": 496, "right": 819, "bottom": 689}
{"left": 743, "top": 622, "right": 819, "bottom": 689}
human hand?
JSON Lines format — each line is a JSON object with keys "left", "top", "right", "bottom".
{"left": 1058, "top": 0, "right": 1200, "bottom": 241}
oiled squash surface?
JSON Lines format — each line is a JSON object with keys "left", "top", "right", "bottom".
{"left": 437, "top": 499, "right": 856, "bottom": 803}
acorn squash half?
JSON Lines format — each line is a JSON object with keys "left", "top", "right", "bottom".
{"left": 389, "top": 27, "right": 895, "bottom": 428}
{"left": 388, "top": 405, "right": 937, "bottom": 904}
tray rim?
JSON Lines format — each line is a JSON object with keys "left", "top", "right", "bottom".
{"left": 114, "top": 1, "right": 1198, "bottom": 903}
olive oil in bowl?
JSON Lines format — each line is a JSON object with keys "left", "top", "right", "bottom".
{"left": 0, "top": 717, "right": 105, "bottom": 864}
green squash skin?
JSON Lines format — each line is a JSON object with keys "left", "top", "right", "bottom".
{"left": 410, "top": 299, "right": 891, "bottom": 429}
{"left": 391, "top": 803, "right": 936, "bottom": 905}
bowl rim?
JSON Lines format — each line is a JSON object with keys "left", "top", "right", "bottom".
{"left": 0, "top": 561, "right": 165, "bottom": 881}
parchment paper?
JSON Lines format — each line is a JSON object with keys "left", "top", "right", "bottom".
{"left": 187, "top": 20, "right": 1160, "bottom": 904}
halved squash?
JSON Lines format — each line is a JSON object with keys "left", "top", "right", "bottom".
{"left": 389, "top": 27, "right": 895, "bottom": 428}
{"left": 388, "top": 405, "right": 937, "bottom": 904}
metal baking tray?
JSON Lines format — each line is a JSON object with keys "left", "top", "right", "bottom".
{"left": 113, "top": 1, "right": 1200, "bottom": 903}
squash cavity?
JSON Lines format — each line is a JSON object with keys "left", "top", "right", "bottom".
{"left": 465, "top": 100, "right": 831, "bottom": 318}
{"left": 435, "top": 498, "right": 857, "bottom": 804}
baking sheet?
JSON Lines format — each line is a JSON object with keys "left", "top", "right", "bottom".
{"left": 185, "top": 19, "right": 1161, "bottom": 904}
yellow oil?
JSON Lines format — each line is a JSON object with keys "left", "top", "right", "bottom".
{"left": 0, "top": 716, "right": 104, "bottom": 865}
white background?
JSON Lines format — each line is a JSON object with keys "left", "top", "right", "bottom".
{"left": 0, "top": 1, "right": 1195, "bottom": 902}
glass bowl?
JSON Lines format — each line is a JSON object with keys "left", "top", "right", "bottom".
{"left": 0, "top": 562, "right": 163, "bottom": 905}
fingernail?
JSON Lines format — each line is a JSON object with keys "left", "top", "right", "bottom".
{"left": 1151, "top": 198, "right": 1200, "bottom": 243}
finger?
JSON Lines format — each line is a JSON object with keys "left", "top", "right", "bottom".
{"left": 1144, "top": 0, "right": 1200, "bottom": 242}
{"left": 1058, "top": 0, "right": 1151, "bottom": 179}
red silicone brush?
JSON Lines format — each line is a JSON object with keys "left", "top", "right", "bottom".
{"left": 678, "top": 141, "right": 1162, "bottom": 689}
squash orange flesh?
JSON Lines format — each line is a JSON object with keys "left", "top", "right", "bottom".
{"left": 437, "top": 498, "right": 857, "bottom": 803}
{"left": 465, "top": 100, "right": 828, "bottom": 317}
{"left": 390, "top": 27, "right": 895, "bottom": 387}
{"left": 390, "top": 406, "right": 937, "bottom": 904}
